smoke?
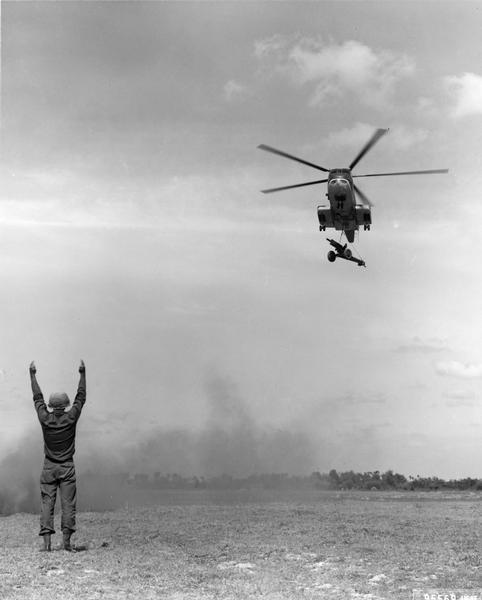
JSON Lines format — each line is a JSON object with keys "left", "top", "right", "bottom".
{"left": 196, "top": 376, "right": 317, "bottom": 476}
{"left": 124, "top": 376, "right": 319, "bottom": 477}
{"left": 0, "top": 435, "right": 40, "bottom": 515}
{"left": 0, "top": 375, "right": 321, "bottom": 515}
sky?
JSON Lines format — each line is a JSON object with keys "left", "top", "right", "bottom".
{"left": 0, "top": 1, "right": 481, "bottom": 480}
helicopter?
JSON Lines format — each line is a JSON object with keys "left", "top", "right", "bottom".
{"left": 258, "top": 128, "right": 448, "bottom": 264}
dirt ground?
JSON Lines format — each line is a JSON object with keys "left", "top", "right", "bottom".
{"left": 0, "top": 490, "right": 480, "bottom": 600}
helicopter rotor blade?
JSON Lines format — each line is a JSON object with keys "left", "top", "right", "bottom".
{"left": 261, "top": 179, "right": 328, "bottom": 194}
{"left": 349, "top": 128, "right": 389, "bottom": 171}
{"left": 352, "top": 168, "right": 449, "bottom": 178}
{"left": 353, "top": 184, "right": 373, "bottom": 207}
{"left": 258, "top": 144, "right": 330, "bottom": 173}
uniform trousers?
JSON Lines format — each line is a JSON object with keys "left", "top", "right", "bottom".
{"left": 39, "top": 458, "right": 77, "bottom": 536}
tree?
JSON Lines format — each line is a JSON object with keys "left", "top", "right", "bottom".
{"left": 328, "top": 469, "right": 340, "bottom": 488}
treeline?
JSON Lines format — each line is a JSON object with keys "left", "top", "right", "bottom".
{"left": 321, "top": 469, "right": 482, "bottom": 491}
{"left": 125, "top": 469, "right": 482, "bottom": 491}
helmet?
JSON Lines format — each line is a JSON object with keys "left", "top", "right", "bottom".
{"left": 48, "top": 392, "right": 70, "bottom": 409}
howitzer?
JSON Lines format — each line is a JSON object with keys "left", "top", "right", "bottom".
{"left": 326, "top": 238, "right": 366, "bottom": 267}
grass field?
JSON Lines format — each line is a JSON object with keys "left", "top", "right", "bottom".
{"left": 0, "top": 490, "right": 480, "bottom": 600}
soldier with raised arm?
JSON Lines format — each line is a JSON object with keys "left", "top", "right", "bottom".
{"left": 29, "top": 360, "right": 86, "bottom": 552}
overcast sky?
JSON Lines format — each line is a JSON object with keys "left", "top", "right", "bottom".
{"left": 1, "top": 1, "right": 481, "bottom": 479}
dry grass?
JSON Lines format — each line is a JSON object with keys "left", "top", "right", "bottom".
{"left": 0, "top": 490, "right": 480, "bottom": 599}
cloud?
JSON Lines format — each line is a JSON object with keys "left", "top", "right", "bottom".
{"left": 326, "top": 122, "right": 376, "bottom": 148}
{"left": 445, "top": 401, "right": 475, "bottom": 408}
{"left": 444, "top": 389, "right": 476, "bottom": 407}
{"left": 395, "top": 336, "right": 447, "bottom": 354}
{"left": 445, "top": 72, "right": 482, "bottom": 118}
{"left": 223, "top": 79, "right": 250, "bottom": 102}
{"left": 404, "top": 432, "right": 430, "bottom": 448}
{"left": 0, "top": 171, "right": 271, "bottom": 233}
{"left": 254, "top": 34, "right": 287, "bottom": 60}
{"left": 443, "top": 390, "right": 475, "bottom": 401}
{"left": 387, "top": 126, "right": 428, "bottom": 150}
{"left": 417, "top": 96, "right": 436, "bottom": 113}
{"left": 435, "top": 361, "right": 482, "bottom": 379}
{"left": 350, "top": 392, "right": 387, "bottom": 405}
{"left": 254, "top": 36, "right": 415, "bottom": 109}
{"left": 323, "top": 391, "right": 387, "bottom": 408}
{"left": 446, "top": 400, "right": 476, "bottom": 408}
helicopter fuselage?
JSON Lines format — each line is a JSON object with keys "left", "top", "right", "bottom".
{"left": 317, "top": 169, "right": 371, "bottom": 243}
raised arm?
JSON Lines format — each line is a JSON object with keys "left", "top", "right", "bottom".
{"left": 69, "top": 360, "right": 86, "bottom": 421}
{"left": 30, "top": 361, "right": 42, "bottom": 398}
{"left": 30, "top": 361, "right": 48, "bottom": 420}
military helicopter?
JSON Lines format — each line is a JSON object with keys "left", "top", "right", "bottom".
{"left": 258, "top": 128, "right": 448, "bottom": 265}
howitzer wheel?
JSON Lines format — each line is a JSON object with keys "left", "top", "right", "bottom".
{"left": 327, "top": 250, "right": 337, "bottom": 262}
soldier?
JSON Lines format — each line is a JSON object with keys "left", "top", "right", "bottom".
{"left": 29, "top": 360, "right": 86, "bottom": 552}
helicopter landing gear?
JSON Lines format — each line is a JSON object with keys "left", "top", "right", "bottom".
{"left": 326, "top": 238, "right": 366, "bottom": 267}
{"left": 364, "top": 224, "right": 370, "bottom": 231}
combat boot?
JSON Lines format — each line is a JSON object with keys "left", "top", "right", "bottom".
{"left": 41, "top": 533, "right": 51, "bottom": 552}
{"left": 63, "top": 531, "right": 73, "bottom": 551}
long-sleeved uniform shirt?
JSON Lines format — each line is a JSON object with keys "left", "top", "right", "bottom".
{"left": 32, "top": 372, "right": 86, "bottom": 463}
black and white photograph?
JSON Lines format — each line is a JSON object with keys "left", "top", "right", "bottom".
{"left": 0, "top": 1, "right": 480, "bottom": 598}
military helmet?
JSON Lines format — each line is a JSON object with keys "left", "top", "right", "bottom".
{"left": 48, "top": 392, "right": 70, "bottom": 409}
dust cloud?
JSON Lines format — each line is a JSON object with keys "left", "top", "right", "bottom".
{"left": 0, "top": 376, "right": 321, "bottom": 515}
{"left": 124, "top": 376, "right": 318, "bottom": 477}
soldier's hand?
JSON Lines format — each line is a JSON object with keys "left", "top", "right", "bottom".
{"left": 29, "top": 361, "right": 36, "bottom": 374}
{"left": 79, "top": 360, "right": 85, "bottom": 373}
